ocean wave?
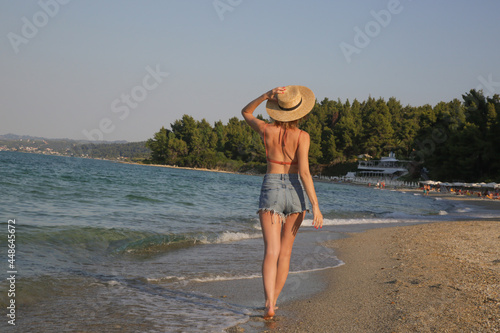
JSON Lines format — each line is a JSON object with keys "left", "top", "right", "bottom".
{"left": 209, "top": 231, "right": 261, "bottom": 244}
{"left": 300, "top": 207, "right": 461, "bottom": 226}
{"left": 112, "top": 233, "right": 198, "bottom": 254}
{"left": 111, "top": 230, "right": 261, "bottom": 254}
{"left": 302, "top": 217, "right": 423, "bottom": 226}
{"left": 189, "top": 262, "right": 346, "bottom": 283}
{"left": 154, "top": 260, "right": 346, "bottom": 285}
{"left": 190, "top": 273, "right": 262, "bottom": 283}
{"left": 288, "top": 261, "right": 345, "bottom": 274}
{"left": 455, "top": 207, "right": 473, "bottom": 213}
{"left": 4, "top": 225, "right": 262, "bottom": 256}
{"left": 147, "top": 276, "right": 187, "bottom": 284}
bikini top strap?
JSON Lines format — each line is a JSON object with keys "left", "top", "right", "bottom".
{"left": 263, "top": 123, "right": 269, "bottom": 159}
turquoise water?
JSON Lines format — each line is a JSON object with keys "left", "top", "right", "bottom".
{"left": 0, "top": 151, "right": 490, "bottom": 332}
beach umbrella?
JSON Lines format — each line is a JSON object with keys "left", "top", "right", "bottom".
{"left": 484, "top": 182, "right": 497, "bottom": 188}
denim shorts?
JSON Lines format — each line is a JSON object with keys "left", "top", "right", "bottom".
{"left": 258, "top": 174, "right": 310, "bottom": 223}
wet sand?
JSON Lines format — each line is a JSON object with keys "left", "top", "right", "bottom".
{"left": 228, "top": 197, "right": 500, "bottom": 332}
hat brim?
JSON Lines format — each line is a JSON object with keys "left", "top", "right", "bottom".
{"left": 265, "top": 85, "right": 315, "bottom": 122}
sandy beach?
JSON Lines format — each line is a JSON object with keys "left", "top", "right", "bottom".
{"left": 229, "top": 195, "right": 500, "bottom": 332}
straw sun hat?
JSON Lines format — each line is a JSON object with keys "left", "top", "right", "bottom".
{"left": 265, "top": 85, "right": 315, "bottom": 122}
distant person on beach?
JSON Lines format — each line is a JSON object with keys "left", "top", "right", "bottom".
{"left": 423, "top": 185, "right": 429, "bottom": 196}
{"left": 242, "top": 86, "right": 323, "bottom": 320}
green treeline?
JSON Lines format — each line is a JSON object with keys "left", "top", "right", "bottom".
{"left": 74, "top": 142, "right": 151, "bottom": 161}
{"left": 146, "top": 89, "right": 500, "bottom": 182}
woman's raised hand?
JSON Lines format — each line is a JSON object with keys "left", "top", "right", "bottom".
{"left": 264, "top": 86, "right": 286, "bottom": 102}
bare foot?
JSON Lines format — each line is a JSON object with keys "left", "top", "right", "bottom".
{"left": 263, "top": 306, "right": 275, "bottom": 320}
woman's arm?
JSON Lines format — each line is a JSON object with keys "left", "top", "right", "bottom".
{"left": 241, "top": 87, "right": 285, "bottom": 135}
{"left": 297, "top": 132, "right": 324, "bottom": 229}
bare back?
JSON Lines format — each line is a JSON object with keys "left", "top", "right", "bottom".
{"left": 263, "top": 124, "right": 302, "bottom": 174}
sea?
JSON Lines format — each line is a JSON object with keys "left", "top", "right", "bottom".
{"left": 1, "top": 151, "right": 498, "bottom": 332}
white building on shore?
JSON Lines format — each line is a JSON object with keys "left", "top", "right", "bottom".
{"left": 357, "top": 152, "right": 409, "bottom": 178}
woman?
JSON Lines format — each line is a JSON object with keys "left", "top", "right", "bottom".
{"left": 241, "top": 86, "right": 323, "bottom": 320}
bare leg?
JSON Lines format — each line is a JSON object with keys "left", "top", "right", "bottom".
{"left": 259, "top": 212, "right": 282, "bottom": 319}
{"left": 273, "top": 212, "right": 304, "bottom": 307}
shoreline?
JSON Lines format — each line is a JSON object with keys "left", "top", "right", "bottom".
{"left": 118, "top": 160, "right": 242, "bottom": 175}
{"left": 228, "top": 196, "right": 500, "bottom": 332}
{"left": 400, "top": 188, "right": 500, "bottom": 210}
{"left": 116, "top": 158, "right": 268, "bottom": 177}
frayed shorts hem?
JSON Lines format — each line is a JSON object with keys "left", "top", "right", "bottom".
{"left": 257, "top": 208, "right": 309, "bottom": 225}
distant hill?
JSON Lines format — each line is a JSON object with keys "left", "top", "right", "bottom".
{"left": 0, "top": 133, "right": 52, "bottom": 141}
{"left": 0, "top": 133, "right": 127, "bottom": 144}
{"left": 0, "top": 134, "right": 150, "bottom": 161}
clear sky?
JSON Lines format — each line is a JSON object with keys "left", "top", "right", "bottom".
{"left": 1, "top": 0, "right": 499, "bottom": 142}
